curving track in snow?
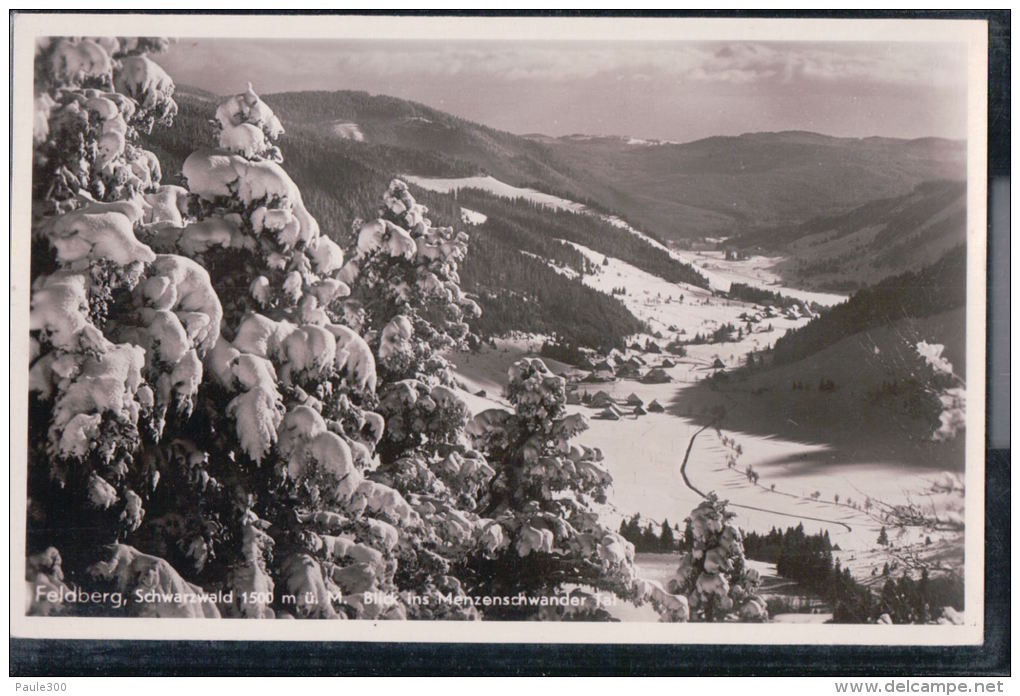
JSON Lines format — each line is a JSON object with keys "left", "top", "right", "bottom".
{"left": 678, "top": 421, "right": 854, "bottom": 533}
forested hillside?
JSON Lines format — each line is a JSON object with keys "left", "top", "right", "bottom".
{"left": 733, "top": 180, "right": 967, "bottom": 293}
{"left": 459, "top": 229, "right": 645, "bottom": 350}
{"left": 142, "top": 95, "right": 649, "bottom": 350}
{"left": 447, "top": 190, "right": 709, "bottom": 288}
{"left": 770, "top": 246, "right": 966, "bottom": 367}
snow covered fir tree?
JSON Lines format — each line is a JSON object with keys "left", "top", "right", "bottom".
{"left": 25, "top": 36, "right": 775, "bottom": 623}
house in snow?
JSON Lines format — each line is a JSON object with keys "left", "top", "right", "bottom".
{"left": 648, "top": 399, "right": 665, "bottom": 413}
{"left": 711, "top": 357, "right": 726, "bottom": 370}
{"left": 641, "top": 367, "right": 671, "bottom": 384}
{"left": 589, "top": 391, "right": 616, "bottom": 408}
{"left": 633, "top": 405, "right": 647, "bottom": 416}
{"left": 660, "top": 358, "right": 676, "bottom": 368}
{"left": 597, "top": 406, "right": 622, "bottom": 421}
{"left": 625, "top": 393, "right": 644, "bottom": 407}
{"left": 617, "top": 362, "right": 641, "bottom": 379}
{"left": 591, "top": 364, "right": 615, "bottom": 381}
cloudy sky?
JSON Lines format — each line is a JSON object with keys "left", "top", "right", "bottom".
{"left": 159, "top": 39, "right": 968, "bottom": 142}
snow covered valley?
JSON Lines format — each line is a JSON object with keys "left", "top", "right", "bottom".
{"left": 449, "top": 332, "right": 960, "bottom": 557}
{"left": 443, "top": 210, "right": 966, "bottom": 606}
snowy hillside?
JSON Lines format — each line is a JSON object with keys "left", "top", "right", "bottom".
{"left": 329, "top": 120, "right": 365, "bottom": 141}
{"left": 460, "top": 207, "right": 487, "bottom": 225}
{"left": 408, "top": 173, "right": 846, "bottom": 307}
{"left": 404, "top": 174, "right": 588, "bottom": 213}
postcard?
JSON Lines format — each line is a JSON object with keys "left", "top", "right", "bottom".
{"left": 10, "top": 12, "right": 989, "bottom": 646}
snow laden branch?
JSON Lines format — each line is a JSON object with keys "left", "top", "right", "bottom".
{"left": 28, "top": 36, "right": 211, "bottom": 615}
{"left": 915, "top": 341, "right": 965, "bottom": 443}
{"left": 34, "top": 38, "right": 176, "bottom": 209}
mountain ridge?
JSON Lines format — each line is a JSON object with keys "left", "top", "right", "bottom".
{"left": 178, "top": 83, "right": 962, "bottom": 150}
{"left": 246, "top": 89, "right": 965, "bottom": 243}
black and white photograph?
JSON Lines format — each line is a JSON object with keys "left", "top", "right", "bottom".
{"left": 10, "top": 12, "right": 994, "bottom": 655}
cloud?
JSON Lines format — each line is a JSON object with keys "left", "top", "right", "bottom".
{"left": 157, "top": 38, "right": 968, "bottom": 141}
{"left": 162, "top": 38, "right": 967, "bottom": 99}
{"left": 309, "top": 40, "right": 966, "bottom": 88}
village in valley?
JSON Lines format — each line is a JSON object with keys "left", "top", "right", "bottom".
{"left": 447, "top": 234, "right": 965, "bottom": 623}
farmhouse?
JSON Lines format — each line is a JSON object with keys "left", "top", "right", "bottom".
{"left": 641, "top": 367, "right": 671, "bottom": 384}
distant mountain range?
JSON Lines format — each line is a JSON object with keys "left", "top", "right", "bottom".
{"left": 252, "top": 90, "right": 966, "bottom": 244}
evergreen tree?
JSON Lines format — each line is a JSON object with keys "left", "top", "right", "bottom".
{"left": 30, "top": 44, "right": 427, "bottom": 620}
{"left": 666, "top": 494, "right": 767, "bottom": 622}
{"left": 642, "top": 522, "right": 659, "bottom": 550}
{"left": 460, "top": 358, "right": 642, "bottom": 619}
{"left": 660, "top": 519, "right": 676, "bottom": 552}
{"left": 27, "top": 37, "right": 219, "bottom": 616}
{"left": 338, "top": 179, "right": 496, "bottom": 617}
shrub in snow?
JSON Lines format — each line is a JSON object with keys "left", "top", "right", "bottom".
{"left": 932, "top": 388, "right": 966, "bottom": 443}
{"left": 912, "top": 342, "right": 966, "bottom": 443}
